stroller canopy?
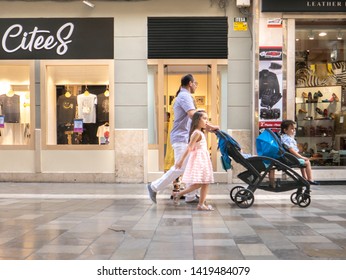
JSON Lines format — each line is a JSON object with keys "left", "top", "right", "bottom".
{"left": 256, "top": 129, "right": 284, "bottom": 159}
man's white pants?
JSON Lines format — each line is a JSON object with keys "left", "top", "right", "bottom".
{"left": 151, "top": 142, "right": 197, "bottom": 200}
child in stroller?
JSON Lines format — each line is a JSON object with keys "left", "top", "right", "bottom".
{"left": 215, "top": 129, "right": 311, "bottom": 208}
{"left": 280, "top": 120, "right": 319, "bottom": 185}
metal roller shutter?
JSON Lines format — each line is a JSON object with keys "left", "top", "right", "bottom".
{"left": 148, "top": 17, "right": 228, "bottom": 59}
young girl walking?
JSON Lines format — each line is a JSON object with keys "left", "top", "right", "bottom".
{"left": 174, "top": 110, "right": 215, "bottom": 211}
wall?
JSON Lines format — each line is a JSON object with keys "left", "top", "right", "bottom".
{"left": 0, "top": 0, "right": 254, "bottom": 183}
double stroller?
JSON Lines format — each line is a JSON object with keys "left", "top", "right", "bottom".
{"left": 215, "top": 129, "right": 311, "bottom": 208}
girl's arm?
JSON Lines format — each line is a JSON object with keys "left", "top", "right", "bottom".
{"left": 206, "top": 123, "right": 219, "bottom": 132}
{"left": 175, "top": 132, "right": 201, "bottom": 169}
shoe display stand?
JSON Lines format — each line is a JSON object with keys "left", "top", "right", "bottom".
{"left": 295, "top": 86, "right": 342, "bottom": 166}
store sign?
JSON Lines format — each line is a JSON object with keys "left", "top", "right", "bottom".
{"left": 233, "top": 17, "right": 248, "bottom": 31}
{"left": 0, "top": 18, "right": 114, "bottom": 59}
{"left": 262, "top": 0, "right": 346, "bottom": 12}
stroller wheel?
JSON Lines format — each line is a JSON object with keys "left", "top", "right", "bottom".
{"left": 297, "top": 193, "right": 311, "bottom": 207}
{"left": 230, "top": 186, "right": 244, "bottom": 202}
{"left": 234, "top": 189, "right": 254, "bottom": 208}
{"left": 290, "top": 192, "right": 299, "bottom": 205}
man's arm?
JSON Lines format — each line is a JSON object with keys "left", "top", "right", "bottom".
{"left": 187, "top": 109, "right": 196, "bottom": 118}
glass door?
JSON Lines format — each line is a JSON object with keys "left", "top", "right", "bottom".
{"left": 162, "top": 64, "right": 217, "bottom": 170}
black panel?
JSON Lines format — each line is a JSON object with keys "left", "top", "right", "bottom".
{"left": 148, "top": 17, "right": 228, "bottom": 59}
{"left": 0, "top": 18, "right": 114, "bottom": 60}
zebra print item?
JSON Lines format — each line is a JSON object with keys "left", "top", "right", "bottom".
{"left": 295, "top": 63, "right": 342, "bottom": 87}
{"left": 296, "top": 67, "right": 337, "bottom": 87}
{"left": 332, "top": 61, "right": 346, "bottom": 85}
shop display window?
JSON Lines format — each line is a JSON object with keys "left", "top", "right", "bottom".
{"left": 56, "top": 84, "right": 110, "bottom": 145}
{"left": 0, "top": 64, "right": 33, "bottom": 146}
{"left": 295, "top": 86, "right": 341, "bottom": 166}
{"left": 295, "top": 20, "right": 346, "bottom": 166}
{"left": 42, "top": 61, "right": 113, "bottom": 147}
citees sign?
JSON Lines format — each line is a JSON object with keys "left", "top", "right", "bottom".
{"left": 262, "top": 0, "right": 346, "bottom": 12}
{"left": 0, "top": 18, "right": 114, "bottom": 59}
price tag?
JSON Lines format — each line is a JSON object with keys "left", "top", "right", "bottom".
{"left": 340, "top": 116, "right": 344, "bottom": 123}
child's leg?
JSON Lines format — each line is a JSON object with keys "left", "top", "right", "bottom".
{"left": 300, "top": 167, "right": 307, "bottom": 180}
{"left": 198, "top": 184, "right": 208, "bottom": 205}
{"left": 268, "top": 169, "right": 275, "bottom": 186}
{"left": 304, "top": 160, "right": 313, "bottom": 181}
{"left": 197, "top": 184, "right": 214, "bottom": 211}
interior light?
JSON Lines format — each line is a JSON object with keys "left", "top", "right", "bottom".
{"left": 319, "top": 32, "right": 327, "bottom": 37}
{"left": 65, "top": 86, "right": 71, "bottom": 97}
{"left": 337, "top": 31, "right": 343, "bottom": 40}
{"left": 0, "top": 81, "right": 11, "bottom": 95}
{"left": 104, "top": 85, "right": 110, "bottom": 97}
{"left": 308, "top": 31, "right": 314, "bottom": 40}
{"left": 83, "top": 0, "right": 95, "bottom": 8}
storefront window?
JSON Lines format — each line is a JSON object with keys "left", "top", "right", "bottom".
{"left": 295, "top": 20, "right": 346, "bottom": 166}
{"left": 0, "top": 64, "right": 32, "bottom": 146}
{"left": 42, "top": 61, "right": 113, "bottom": 147}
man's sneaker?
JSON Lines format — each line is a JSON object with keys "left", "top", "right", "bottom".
{"left": 147, "top": 183, "right": 157, "bottom": 204}
{"left": 185, "top": 195, "right": 199, "bottom": 203}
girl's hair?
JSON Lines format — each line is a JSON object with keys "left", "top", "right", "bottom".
{"left": 280, "top": 119, "right": 296, "bottom": 134}
{"left": 189, "top": 110, "right": 206, "bottom": 140}
{"left": 176, "top": 74, "right": 194, "bottom": 97}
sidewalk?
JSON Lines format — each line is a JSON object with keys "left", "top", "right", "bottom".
{"left": 1, "top": 182, "right": 346, "bottom": 260}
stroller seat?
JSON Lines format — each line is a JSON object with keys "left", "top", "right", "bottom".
{"left": 272, "top": 129, "right": 307, "bottom": 169}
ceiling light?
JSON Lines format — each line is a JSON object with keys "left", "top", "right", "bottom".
{"left": 319, "top": 32, "right": 327, "bottom": 37}
{"left": 308, "top": 31, "right": 314, "bottom": 40}
{"left": 83, "top": 0, "right": 95, "bottom": 8}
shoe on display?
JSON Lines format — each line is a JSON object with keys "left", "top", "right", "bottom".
{"left": 323, "top": 109, "right": 328, "bottom": 117}
{"left": 307, "top": 92, "right": 313, "bottom": 103}
{"left": 322, "top": 99, "right": 331, "bottom": 102}
{"left": 303, "top": 116, "right": 313, "bottom": 120}
{"left": 333, "top": 93, "right": 339, "bottom": 102}
{"left": 298, "top": 108, "right": 307, "bottom": 114}
{"left": 313, "top": 91, "right": 323, "bottom": 100}
{"left": 303, "top": 142, "right": 308, "bottom": 151}
{"left": 302, "top": 92, "right": 309, "bottom": 98}
{"left": 315, "top": 107, "right": 323, "bottom": 115}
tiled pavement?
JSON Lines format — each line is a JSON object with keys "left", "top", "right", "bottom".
{"left": 1, "top": 182, "right": 346, "bottom": 260}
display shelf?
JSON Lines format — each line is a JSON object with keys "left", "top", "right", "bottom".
{"left": 295, "top": 85, "right": 342, "bottom": 166}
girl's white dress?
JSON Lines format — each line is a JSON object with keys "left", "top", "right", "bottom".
{"left": 182, "top": 130, "right": 214, "bottom": 184}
